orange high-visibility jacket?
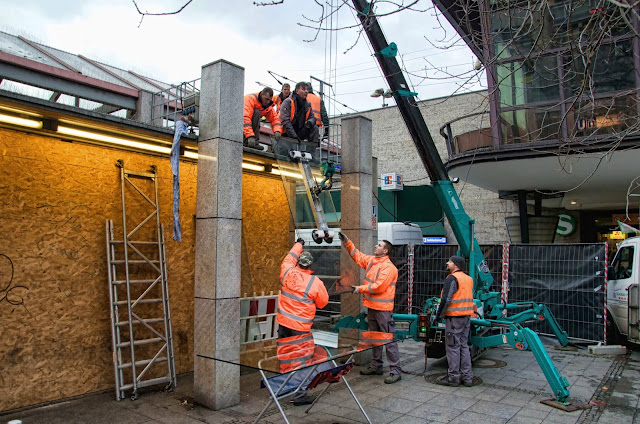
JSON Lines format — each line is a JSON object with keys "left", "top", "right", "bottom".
{"left": 276, "top": 332, "right": 327, "bottom": 373}
{"left": 443, "top": 271, "right": 474, "bottom": 317}
{"left": 277, "top": 243, "right": 329, "bottom": 332}
{"left": 243, "top": 93, "right": 283, "bottom": 138}
{"left": 345, "top": 240, "right": 398, "bottom": 311}
{"left": 307, "top": 93, "right": 323, "bottom": 128}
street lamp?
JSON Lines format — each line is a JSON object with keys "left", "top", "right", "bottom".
{"left": 371, "top": 88, "right": 393, "bottom": 107}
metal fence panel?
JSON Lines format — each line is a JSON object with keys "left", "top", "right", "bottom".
{"left": 508, "top": 244, "right": 606, "bottom": 342}
{"left": 391, "top": 244, "right": 502, "bottom": 314}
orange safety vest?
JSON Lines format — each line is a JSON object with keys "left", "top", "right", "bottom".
{"left": 345, "top": 240, "right": 398, "bottom": 312}
{"left": 277, "top": 333, "right": 328, "bottom": 373}
{"left": 277, "top": 243, "right": 329, "bottom": 332}
{"left": 307, "top": 93, "right": 323, "bottom": 127}
{"left": 286, "top": 97, "right": 311, "bottom": 122}
{"left": 443, "top": 271, "right": 474, "bottom": 317}
{"left": 243, "top": 93, "right": 283, "bottom": 138}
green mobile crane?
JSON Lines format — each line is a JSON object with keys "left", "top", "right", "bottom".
{"left": 341, "top": 0, "right": 574, "bottom": 407}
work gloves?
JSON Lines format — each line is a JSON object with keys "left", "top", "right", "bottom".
{"left": 296, "top": 237, "right": 305, "bottom": 246}
{"left": 246, "top": 136, "right": 256, "bottom": 147}
{"left": 353, "top": 285, "right": 359, "bottom": 293}
{"left": 274, "top": 131, "right": 281, "bottom": 141}
{"left": 338, "top": 232, "right": 348, "bottom": 244}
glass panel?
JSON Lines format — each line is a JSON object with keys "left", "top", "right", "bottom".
{"left": 564, "top": 40, "right": 635, "bottom": 98}
{"left": 270, "top": 138, "right": 344, "bottom": 327}
{"left": 498, "top": 56, "right": 560, "bottom": 107}
{"left": 211, "top": 328, "right": 395, "bottom": 373}
{"left": 500, "top": 106, "right": 563, "bottom": 143}
{"left": 491, "top": 0, "right": 629, "bottom": 58}
{"left": 566, "top": 94, "right": 638, "bottom": 139}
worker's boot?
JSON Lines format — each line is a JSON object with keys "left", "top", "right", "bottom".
{"left": 436, "top": 375, "right": 459, "bottom": 387}
{"left": 384, "top": 373, "right": 401, "bottom": 384}
{"left": 360, "top": 367, "right": 383, "bottom": 376}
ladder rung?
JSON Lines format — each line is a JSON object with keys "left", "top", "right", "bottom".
{"left": 110, "top": 240, "right": 159, "bottom": 245}
{"left": 118, "top": 357, "right": 168, "bottom": 369}
{"left": 115, "top": 298, "right": 163, "bottom": 306}
{"left": 116, "top": 318, "right": 165, "bottom": 327}
{"left": 117, "top": 337, "right": 163, "bottom": 348}
{"left": 110, "top": 260, "right": 160, "bottom": 265}
{"left": 113, "top": 279, "right": 159, "bottom": 285}
{"left": 120, "top": 376, "right": 171, "bottom": 391}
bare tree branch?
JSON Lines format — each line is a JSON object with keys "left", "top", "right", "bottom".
{"left": 132, "top": 0, "right": 194, "bottom": 27}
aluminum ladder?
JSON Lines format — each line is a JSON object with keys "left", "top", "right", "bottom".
{"left": 106, "top": 160, "right": 176, "bottom": 400}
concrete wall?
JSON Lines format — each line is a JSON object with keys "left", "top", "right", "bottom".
{"left": 333, "top": 90, "right": 519, "bottom": 244}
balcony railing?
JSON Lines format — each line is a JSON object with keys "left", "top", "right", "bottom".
{"left": 441, "top": 92, "right": 640, "bottom": 160}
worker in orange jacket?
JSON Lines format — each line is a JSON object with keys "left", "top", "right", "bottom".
{"left": 243, "top": 87, "right": 283, "bottom": 148}
{"left": 279, "top": 82, "right": 319, "bottom": 144}
{"left": 277, "top": 238, "right": 329, "bottom": 336}
{"left": 272, "top": 83, "right": 290, "bottom": 111}
{"left": 306, "top": 83, "right": 330, "bottom": 140}
{"left": 338, "top": 232, "right": 401, "bottom": 384}
{"left": 433, "top": 255, "right": 475, "bottom": 387}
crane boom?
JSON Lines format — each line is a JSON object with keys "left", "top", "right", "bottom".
{"left": 351, "top": 0, "right": 493, "bottom": 292}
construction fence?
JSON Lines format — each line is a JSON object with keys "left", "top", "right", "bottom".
{"left": 390, "top": 243, "right": 607, "bottom": 343}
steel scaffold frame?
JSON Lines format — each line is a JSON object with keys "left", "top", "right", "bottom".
{"left": 106, "top": 161, "right": 176, "bottom": 401}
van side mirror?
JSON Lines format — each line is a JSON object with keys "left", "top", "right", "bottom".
{"left": 607, "top": 265, "right": 616, "bottom": 279}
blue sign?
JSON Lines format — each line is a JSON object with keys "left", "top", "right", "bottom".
{"left": 423, "top": 236, "right": 447, "bottom": 244}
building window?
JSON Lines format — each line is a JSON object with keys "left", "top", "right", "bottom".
{"left": 498, "top": 56, "right": 560, "bottom": 107}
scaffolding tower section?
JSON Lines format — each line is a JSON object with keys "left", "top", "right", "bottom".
{"left": 106, "top": 160, "right": 176, "bottom": 401}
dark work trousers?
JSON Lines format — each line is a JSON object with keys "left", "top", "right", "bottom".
{"left": 297, "top": 124, "right": 319, "bottom": 145}
{"left": 445, "top": 315, "right": 473, "bottom": 383}
{"left": 243, "top": 109, "right": 261, "bottom": 144}
{"left": 368, "top": 309, "right": 401, "bottom": 375}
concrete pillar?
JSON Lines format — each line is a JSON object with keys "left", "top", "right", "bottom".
{"left": 131, "top": 90, "right": 154, "bottom": 124}
{"left": 340, "top": 116, "right": 373, "bottom": 318}
{"left": 193, "top": 59, "right": 244, "bottom": 410}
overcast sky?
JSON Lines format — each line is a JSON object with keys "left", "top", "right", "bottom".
{"left": 0, "top": 0, "right": 485, "bottom": 114}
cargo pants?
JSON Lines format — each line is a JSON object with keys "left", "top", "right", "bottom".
{"left": 368, "top": 309, "right": 401, "bottom": 375}
{"left": 445, "top": 315, "right": 473, "bottom": 384}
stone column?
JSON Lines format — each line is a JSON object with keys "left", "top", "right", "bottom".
{"left": 194, "top": 59, "right": 244, "bottom": 410}
{"left": 340, "top": 116, "right": 373, "bottom": 318}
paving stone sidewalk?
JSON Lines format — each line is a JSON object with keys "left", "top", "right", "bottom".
{"left": 2, "top": 341, "right": 638, "bottom": 424}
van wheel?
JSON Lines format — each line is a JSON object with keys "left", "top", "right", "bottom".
{"left": 606, "top": 314, "right": 622, "bottom": 345}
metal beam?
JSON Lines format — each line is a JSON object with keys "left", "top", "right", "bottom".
{"left": 0, "top": 53, "right": 137, "bottom": 110}
{"left": 18, "top": 36, "right": 81, "bottom": 73}
{"left": 79, "top": 55, "right": 141, "bottom": 91}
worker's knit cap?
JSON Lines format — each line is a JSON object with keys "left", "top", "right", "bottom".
{"left": 299, "top": 251, "right": 314, "bottom": 267}
{"left": 449, "top": 255, "right": 466, "bottom": 271}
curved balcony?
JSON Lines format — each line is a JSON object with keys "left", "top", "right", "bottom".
{"left": 439, "top": 96, "right": 640, "bottom": 210}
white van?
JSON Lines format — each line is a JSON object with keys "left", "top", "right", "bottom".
{"left": 607, "top": 236, "right": 640, "bottom": 344}
{"left": 377, "top": 222, "right": 424, "bottom": 245}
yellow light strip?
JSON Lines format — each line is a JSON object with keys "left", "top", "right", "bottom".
{"left": 183, "top": 150, "right": 199, "bottom": 160}
{"left": 57, "top": 126, "right": 171, "bottom": 154}
{"left": 0, "top": 113, "right": 43, "bottom": 129}
{"left": 271, "top": 168, "right": 303, "bottom": 180}
{"left": 242, "top": 162, "right": 265, "bottom": 172}
{"left": 0, "top": 106, "right": 43, "bottom": 117}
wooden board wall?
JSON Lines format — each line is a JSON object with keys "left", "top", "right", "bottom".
{"left": 241, "top": 173, "right": 290, "bottom": 297}
{"left": 0, "top": 127, "right": 290, "bottom": 411}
